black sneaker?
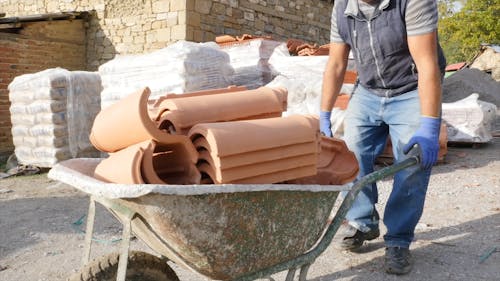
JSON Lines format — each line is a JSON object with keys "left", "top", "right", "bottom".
{"left": 338, "top": 223, "right": 380, "bottom": 250}
{"left": 385, "top": 247, "right": 413, "bottom": 275}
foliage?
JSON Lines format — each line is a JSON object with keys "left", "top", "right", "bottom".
{"left": 438, "top": 0, "right": 499, "bottom": 63}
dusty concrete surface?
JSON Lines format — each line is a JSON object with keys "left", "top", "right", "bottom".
{"left": 0, "top": 137, "right": 499, "bottom": 281}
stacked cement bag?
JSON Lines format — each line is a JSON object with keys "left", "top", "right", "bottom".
{"left": 99, "top": 40, "right": 233, "bottom": 109}
{"left": 218, "top": 39, "right": 284, "bottom": 89}
{"left": 442, "top": 94, "right": 498, "bottom": 143}
{"left": 9, "top": 68, "right": 102, "bottom": 167}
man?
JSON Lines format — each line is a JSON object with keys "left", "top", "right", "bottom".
{"left": 320, "top": 0, "right": 446, "bottom": 275}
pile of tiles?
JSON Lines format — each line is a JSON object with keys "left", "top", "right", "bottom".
{"left": 286, "top": 39, "right": 330, "bottom": 56}
{"left": 8, "top": 68, "right": 102, "bottom": 167}
{"left": 90, "top": 86, "right": 359, "bottom": 185}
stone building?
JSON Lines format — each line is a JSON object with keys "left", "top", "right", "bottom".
{"left": 0, "top": 0, "right": 333, "bottom": 160}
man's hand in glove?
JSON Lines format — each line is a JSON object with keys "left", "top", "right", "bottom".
{"left": 403, "top": 116, "right": 441, "bottom": 170}
{"left": 320, "top": 111, "right": 332, "bottom": 137}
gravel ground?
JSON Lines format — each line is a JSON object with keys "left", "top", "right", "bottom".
{"left": 0, "top": 137, "right": 498, "bottom": 281}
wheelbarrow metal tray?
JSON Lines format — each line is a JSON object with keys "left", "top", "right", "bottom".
{"left": 48, "top": 158, "right": 350, "bottom": 280}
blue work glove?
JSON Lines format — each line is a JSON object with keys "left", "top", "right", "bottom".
{"left": 403, "top": 116, "right": 441, "bottom": 170}
{"left": 320, "top": 111, "right": 333, "bottom": 137}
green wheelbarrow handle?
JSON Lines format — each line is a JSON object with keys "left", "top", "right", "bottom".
{"left": 234, "top": 155, "right": 420, "bottom": 281}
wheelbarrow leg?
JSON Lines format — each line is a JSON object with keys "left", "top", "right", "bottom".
{"left": 82, "top": 197, "right": 96, "bottom": 266}
{"left": 116, "top": 211, "right": 134, "bottom": 281}
{"left": 298, "top": 263, "right": 311, "bottom": 281}
{"left": 285, "top": 268, "right": 296, "bottom": 281}
{"left": 284, "top": 263, "right": 310, "bottom": 281}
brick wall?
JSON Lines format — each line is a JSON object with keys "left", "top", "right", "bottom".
{"left": 0, "top": 22, "right": 86, "bottom": 159}
{"left": 0, "top": 0, "right": 189, "bottom": 70}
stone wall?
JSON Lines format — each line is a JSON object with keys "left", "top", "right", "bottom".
{"left": 0, "top": 0, "right": 188, "bottom": 70}
{"left": 0, "top": 22, "right": 86, "bottom": 159}
{"left": 188, "top": 0, "right": 333, "bottom": 44}
{"left": 0, "top": 0, "right": 333, "bottom": 70}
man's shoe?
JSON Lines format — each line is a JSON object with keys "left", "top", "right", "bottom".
{"left": 385, "top": 247, "right": 413, "bottom": 275}
{"left": 338, "top": 223, "right": 380, "bottom": 250}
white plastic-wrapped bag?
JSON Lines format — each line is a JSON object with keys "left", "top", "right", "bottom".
{"left": 99, "top": 41, "right": 233, "bottom": 108}
{"left": 442, "top": 93, "right": 498, "bottom": 143}
{"left": 8, "top": 68, "right": 102, "bottom": 167}
{"left": 218, "top": 39, "right": 284, "bottom": 89}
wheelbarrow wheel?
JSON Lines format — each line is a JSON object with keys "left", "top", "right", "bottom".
{"left": 68, "top": 251, "right": 179, "bottom": 281}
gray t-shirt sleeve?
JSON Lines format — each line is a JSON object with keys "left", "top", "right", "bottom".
{"left": 405, "top": 0, "right": 438, "bottom": 36}
{"left": 330, "top": 1, "right": 345, "bottom": 43}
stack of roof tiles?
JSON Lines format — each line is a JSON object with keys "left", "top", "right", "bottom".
{"left": 188, "top": 115, "right": 320, "bottom": 184}
{"left": 90, "top": 86, "right": 359, "bottom": 186}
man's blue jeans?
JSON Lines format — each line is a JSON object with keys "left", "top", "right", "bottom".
{"left": 343, "top": 85, "right": 432, "bottom": 248}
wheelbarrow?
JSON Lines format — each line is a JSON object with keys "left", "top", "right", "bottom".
{"left": 47, "top": 155, "right": 419, "bottom": 281}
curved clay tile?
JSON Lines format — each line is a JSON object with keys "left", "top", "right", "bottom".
{"left": 149, "top": 86, "right": 248, "bottom": 120}
{"left": 94, "top": 139, "right": 201, "bottom": 185}
{"left": 235, "top": 34, "right": 272, "bottom": 41}
{"left": 196, "top": 161, "right": 217, "bottom": 184}
{"left": 187, "top": 115, "right": 319, "bottom": 157}
{"left": 195, "top": 155, "right": 318, "bottom": 184}
{"left": 188, "top": 115, "right": 320, "bottom": 183}
{"left": 213, "top": 154, "right": 319, "bottom": 183}
{"left": 288, "top": 136, "right": 359, "bottom": 185}
{"left": 94, "top": 142, "right": 146, "bottom": 184}
{"left": 148, "top": 141, "right": 201, "bottom": 184}
{"left": 334, "top": 94, "right": 350, "bottom": 110}
{"left": 233, "top": 164, "right": 318, "bottom": 184}
{"left": 137, "top": 141, "right": 166, "bottom": 184}
{"left": 343, "top": 70, "right": 357, "bottom": 84}
{"left": 155, "top": 87, "right": 288, "bottom": 135}
{"left": 286, "top": 39, "right": 307, "bottom": 55}
{"left": 215, "top": 35, "right": 237, "bottom": 43}
{"left": 89, "top": 87, "right": 198, "bottom": 163}
{"left": 193, "top": 136, "right": 318, "bottom": 170}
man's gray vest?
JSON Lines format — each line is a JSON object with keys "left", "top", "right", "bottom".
{"left": 336, "top": 0, "right": 446, "bottom": 97}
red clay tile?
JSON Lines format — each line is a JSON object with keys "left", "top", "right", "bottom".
{"left": 147, "top": 141, "right": 201, "bottom": 184}
{"left": 343, "top": 70, "right": 357, "bottom": 84}
{"left": 235, "top": 34, "right": 272, "bottom": 41}
{"left": 288, "top": 136, "right": 359, "bottom": 185}
{"left": 94, "top": 139, "right": 200, "bottom": 185}
{"left": 154, "top": 87, "right": 288, "bottom": 135}
{"left": 89, "top": 87, "right": 197, "bottom": 161}
{"left": 94, "top": 142, "right": 146, "bottom": 184}
{"left": 286, "top": 39, "right": 307, "bottom": 55}
{"left": 193, "top": 137, "right": 318, "bottom": 169}
{"left": 188, "top": 115, "right": 320, "bottom": 184}
{"left": 297, "top": 43, "right": 330, "bottom": 56}
{"left": 148, "top": 86, "right": 248, "bottom": 121}
{"left": 188, "top": 115, "right": 318, "bottom": 156}
{"left": 215, "top": 35, "right": 237, "bottom": 44}
{"left": 200, "top": 154, "right": 318, "bottom": 184}
{"left": 334, "top": 94, "right": 350, "bottom": 110}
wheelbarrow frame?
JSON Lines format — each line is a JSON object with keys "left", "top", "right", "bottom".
{"left": 50, "top": 156, "right": 418, "bottom": 281}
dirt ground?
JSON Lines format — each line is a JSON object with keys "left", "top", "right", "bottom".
{"left": 0, "top": 138, "right": 499, "bottom": 281}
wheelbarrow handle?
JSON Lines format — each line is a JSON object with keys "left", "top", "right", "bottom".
{"left": 234, "top": 154, "right": 420, "bottom": 281}
{"left": 326, "top": 155, "right": 420, "bottom": 241}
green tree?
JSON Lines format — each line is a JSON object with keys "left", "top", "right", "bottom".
{"left": 438, "top": 0, "right": 499, "bottom": 63}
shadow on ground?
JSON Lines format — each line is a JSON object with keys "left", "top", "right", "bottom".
{"left": 0, "top": 196, "right": 120, "bottom": 258}
{"left": 311, "top": 213, "right": 500, "bottom": 281}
